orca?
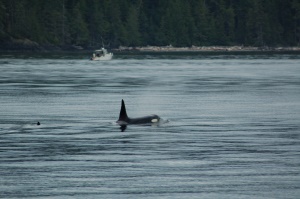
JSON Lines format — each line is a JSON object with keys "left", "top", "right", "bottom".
{"left": 116, "top": 99, "right": 160, "bottom": 127}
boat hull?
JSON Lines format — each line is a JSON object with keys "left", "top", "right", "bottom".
{"left": 91, "top": 53, "right": 113, "bottom": 61}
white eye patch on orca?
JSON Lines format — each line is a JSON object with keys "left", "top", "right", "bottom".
{"left": 151, "top": 118, "right": 158, "bottom": 123}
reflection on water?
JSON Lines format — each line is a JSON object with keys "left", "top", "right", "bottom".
{"left": 0, "top": 52, "right": 300, "bottom": 198}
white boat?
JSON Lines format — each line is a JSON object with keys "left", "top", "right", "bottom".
{"left": 90, "top": 48, "right": 113, "bottom": 61}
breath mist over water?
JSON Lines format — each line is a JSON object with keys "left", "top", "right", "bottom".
{"left": 0, "top": 53, "right": 300, "bottom": 198}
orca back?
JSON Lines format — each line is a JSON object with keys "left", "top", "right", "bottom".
{"left": 117, "top": 99, "right": 161, "bottom": 126}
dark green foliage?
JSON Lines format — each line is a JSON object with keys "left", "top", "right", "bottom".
{"left": 0, "top": 0, "right": 299, "bottom": 48}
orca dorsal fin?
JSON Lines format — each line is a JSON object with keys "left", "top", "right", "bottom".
{"left": 118, "top": 99, "right": 129, "bottom": 121}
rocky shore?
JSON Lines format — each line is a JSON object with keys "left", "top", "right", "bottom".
{"left": 1, "top": 38, "right": 300, "bottom": 52}
{"left": 115, "top": 45, "right": 300, "bottom": 52}
{"left": 0, "top": 38, "right": 86, "bottom": 52}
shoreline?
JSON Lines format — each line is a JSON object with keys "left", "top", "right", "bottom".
{"left": 1, "top": 39, "right": 300, "bottom": 53}
{"left": 115, "top": 45, "right": 300, "bottom": 52}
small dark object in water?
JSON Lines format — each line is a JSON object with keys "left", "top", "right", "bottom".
{"left": 37, "top": 122, "right": 40, "bottom": 125}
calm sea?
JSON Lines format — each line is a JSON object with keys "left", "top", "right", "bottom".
{"left": 0, "top": 52, "right": 300, "bottom": 198}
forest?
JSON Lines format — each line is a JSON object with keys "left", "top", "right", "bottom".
{"left": 0, "top": 0, "right": 300, "bottom": 50}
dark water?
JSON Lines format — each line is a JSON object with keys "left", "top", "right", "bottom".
{"left": 1, "top": 53, "right": 300, "bottom": 198}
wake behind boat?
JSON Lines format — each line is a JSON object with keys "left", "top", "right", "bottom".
{"left": 90, "top": 48, "right": 113, "bottom": 61}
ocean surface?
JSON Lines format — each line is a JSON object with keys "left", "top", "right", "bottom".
{"left": 0, "top": 52, "right": 300, "bottom": 198}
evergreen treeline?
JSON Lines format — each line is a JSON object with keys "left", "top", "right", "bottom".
{"left": 0, "top": 0, "right": 300, "bottom": 49}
